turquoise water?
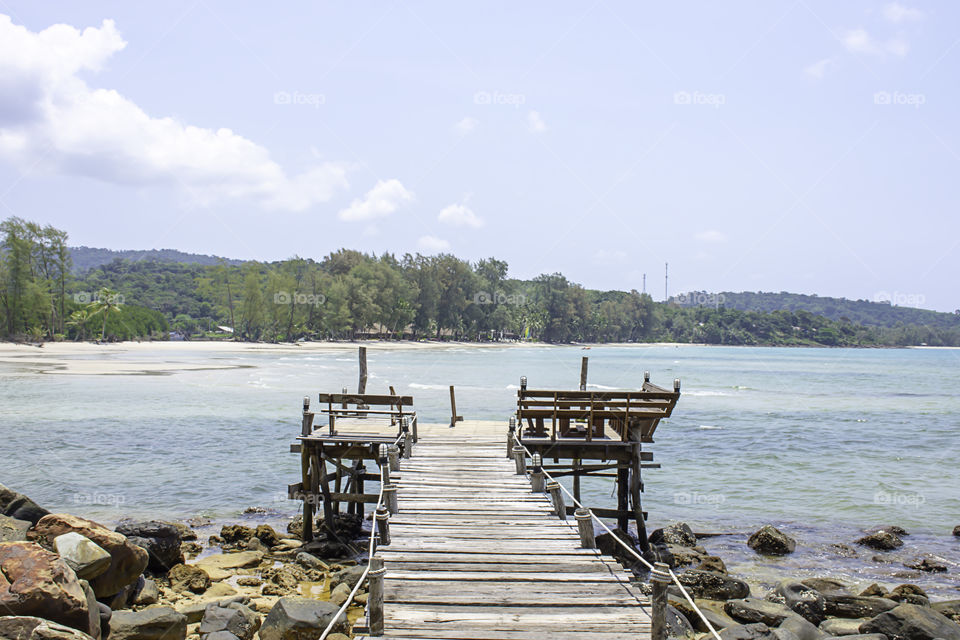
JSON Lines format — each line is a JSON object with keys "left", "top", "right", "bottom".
{"left": 1, "top": 344, "right": 957, "bottom": 594}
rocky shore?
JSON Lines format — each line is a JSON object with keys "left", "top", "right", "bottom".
{"left": 3, "top": 483, "right": 959, "bottom": 640}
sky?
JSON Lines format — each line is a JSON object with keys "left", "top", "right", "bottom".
{"left": 0, "top": 2, "right": 957, "bottom": 312}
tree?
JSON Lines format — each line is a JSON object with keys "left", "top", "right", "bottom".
{"left": 87, "top": 288, "right": 123, "bottom": 341}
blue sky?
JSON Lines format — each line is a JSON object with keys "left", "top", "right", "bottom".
{"left": 0, "top": 1, "right": 957, "bottom": 311}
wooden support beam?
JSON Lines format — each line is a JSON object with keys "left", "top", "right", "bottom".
{"left": 358, "top": 346, "right": 368, "bottom": 395}
{"left": 651, "top": 562, "right": 671, "bottom": 640}
{"left": 449, "top": 385, "right": 463, "bottom": 426}
{"left": 579, "top": 356, "right": 588, "bottom": 391}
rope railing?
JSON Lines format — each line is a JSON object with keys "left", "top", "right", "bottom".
{"left": 317, "top": 430, "right": 406, "bottom": 640}
{"left": 511, "top": 430, "right": 723, "bottom": 640}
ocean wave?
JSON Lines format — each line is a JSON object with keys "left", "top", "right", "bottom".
{"left": 685, "top": 390, "right": 730, "bottom": 397}
{"left": 587, "top": 383, "right": 618, "bottom": 390}
{"left": 698, "top": 425, "right": 723, "bottom": 430}
{"left": 408, "top": 383, "right": 449, "bottom": 390}
{"left": 505, "top": 384, "right": 520, "bottom": 390}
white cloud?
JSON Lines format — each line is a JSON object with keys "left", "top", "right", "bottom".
{"left": 527, "top": 110, "right": 546, "bottom": 134}
{"left": 882, "top": 3, "right": 924, "bottom": 23}
{"left": 417, "top": 235, "right": 450, "bottom": 252}
{"left": 454, "top": 117, "right": 478, "bottom": 136}
{"left": 337, "top": 179, "right": 414, "bottom": 222}
{"left": 804, "top": 57, "right": 835, "bottom": 79}
{"left": 842, "top": 28, "right": 909, "bottom": 57}
{"left": 0, "top": 15, "right": 352, "bottom": 211}
{"left": 438, "top": 202, "right": 483, "bottom": 228}
{"left": 885, "top": 38, "right": 909, "bottom": 57}
{"left": 695, "top": 230, "right": 727, "bottom": 243}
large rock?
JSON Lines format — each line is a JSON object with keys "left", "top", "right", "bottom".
{"left": 820, "top": 618, "right": 870, "bottom": 636}
{"left": 198, "top": 603, "right": 260, "bottom": 640}
{"left": 822, "top": 593, "right": 898, "bottom": 620}
{"left": 772, "top": 581, "right": 826, "bottom": 624}
{"left": 174, "top": 597, "right": 249, "bottom": 624}
{"left": 79, "top": 580, "right": 101, "bottom": 640}
{"left": 667, "top": 604, "right": 695, "bottom": 639}
{"left": 856, "top": 531, "right": 903, "bottom": 551}
{"left": 953, "top": 525, "right": 960, "bottom": 537}
{"left": 218, "top": 526, "right": 254, "bottom": 545}
{"left": 748, "top": 526, "right": 796, "bottom": 556}
{"left": 53, "top": 534, "right": 111, "bottom": 582}
{"left": 194, "top": 551, "right": 263, "bottom": 573}
{"left": 0, "top": 542, "right": 92, "bottom": 635}
{"left": 889, "top": 585, "right": 929, "bottom": 607}
{"left": 726, "top": 599, "right": 798, "bottom": 627}
{"left": 777, "top": 615, "right": 824, "bottom": 640}
{"left": 114, "top": 522, "right": 183, "bottom": 574}
{"left": 0, "top": 485, "right": 49, "bottom": 526}
{"left": 109, "top": 607, "right": 187, "bottom": 640}
{"left": 167, "top": 564, "right": 210, "bottom": 594}
{"left": 931, "top": 600, "right": 960, "bottom": 625}
{"left": 719, "top": 623, "right": 780, "bottom": 640}
{"left": 903, "top": 557, "right": 947, "bottom": 574}
{"left": 1, "top": 516, "right": 31, "bottom": 543}
{"left": 254, "top": 526, "right": 281, "bottom": 548}
{"left": 671, "top": 597, "right": 739, "bottom": 632}
{"left": 860, "top": 603, "right": 960, "bottom": 640}
{"left": 259, "top": 597, "right": 346, "bottom": 640}
{"left": 675, "top": 570, "right": 751, "bottom": 601}
{"left": 29, "top": 515, "right": 148, "bottom": 599}
{"left": 649, "top": 523, "right": 698, "bottom": 548}
{"left": 329, "top": 565, "right": 365, "bottom": 591}
{"left": 0, "top": 616, "right": 96, "bottom": 640}
{"left": 802, "top": 579, "right": 849, "bottom": 594}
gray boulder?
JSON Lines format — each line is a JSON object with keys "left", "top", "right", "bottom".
{"left": 777, "top": 615, "right": 824, "bottom": 640}
{"left": 667, "top": 604, "right": 695, "bottom": 639}
{"left": 175, "top": 597, "right": 249, "bottom": 625}
{"left": 54, "top": 533, "right": 112, "bottom": 581}
{"left": 109, "top": 607, "right": 187, "bottom": 640}
{"left": 903, "top": 557, "right": 947, "bottom": 574}
{"left": 725, "top": 599, "right": 798, "bottom": 627}
{"left": 860, "top": 603, "right": 960, "bottom": 640}
{"left": 114, "top": 522, "right": 183, "bottom": 573}
{"left": 259, "top": 597, "right": 346, "bottom": 640}
{"left": 820, "top": 618, "right": 871, "bottom": 635}
{"left": 748, "top": 525, "right": 796, "bottom": 556}
{"left": 773, "top": 581, "right": 827, "bottom": 624}
{"left": 650, "top": 522, "right": 698, "bottom": 548}
{"left": 671, "top": 597, "right": 738, "bottom": 632}
{"left": 0, "top": 484, "right": 49, "bottom": 525}
{"left": 1, "top": 515, "right": 31, "bottom": 542}
{"left": 0, "top": 617, "right": 96, "bottom": 640}
{"left": 675, "top": 570, "right": 751, "bottom": 601}
{"left": 294, "top": 553, "right": 326, "bottom": 571}
{"left": 198, "top": 604, "right": 260, "bottom": 640}
{"left": 856, "top": 531, "right": 903, "bottom": 551}
{"left": 888, "top": 585, "right": 928, "bottom": 607}
{"left": 953, "top": 525, "right": 959, "bottom": 537}
{"left": 931, "top": 600, "right": 960, "bottom": 624}
{"left": 329, "top": 565, "right": 366, "bottom": 591}
{"left": 132, "top": 579, "right": 159, "bottom": 606}
{"left": 719, "top": 623, "right": 780, "bottom": 640}
{"left": 822, "top": 593, "right": 898, "bottom": 619}
{"left": 802, "top": 579, "right": 849, "bottom": 594}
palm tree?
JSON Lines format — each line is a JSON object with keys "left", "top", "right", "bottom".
{"left": 86, "top": 288, "right": 122, "bottom": 341}
{"left": 67, "top": 309, "right": 90, "bottom": 341}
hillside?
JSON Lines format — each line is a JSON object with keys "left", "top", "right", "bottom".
{"left": 672, "top": 291, "right": 960, "bottom": 330}
{"left": 70, "top": 246, "right": 244, "bottom": 273}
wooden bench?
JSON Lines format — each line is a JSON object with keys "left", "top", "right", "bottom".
{"left": 517, "top": 381, "right": 680, "bottom": 442}
{"left": 315, "top": 393, "right": 418, "bottom": 441}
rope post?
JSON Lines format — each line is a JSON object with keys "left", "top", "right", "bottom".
{"left": 401, "top": 418, "right": 412, "bottom": 459}
{"left": 512, "top": 445, "right": 526, "bottom": 475}
{"left": 507, "top": 416, "right": 516, "bottom": 459}
{"left": 546, "top": 480, "right": 566, "bottom": 520}
{"left": 387, "top": 444, "right": 400, "bottom": 472}
{"left": 375, "top": 505, "right": 390, "bottom": 546}
{"left": 575, "top": 508, "right": 596, "bottom": 548}
{"left": 651, "top": 562, "right": 671, "bottom": 640}
{"left": 378, "top": 444, "right": 391, "bottom": 486}
{"left": 368, "top": 556, "right": 386, "bottom": 636}
{"left": 384, "top": 483, "right": 398, "bottom": 515}
{"left": 520, "top": 375, "right": 527, "bottom": 392}
{"left": 530, "top": 453, "right": 544, "bottom": 493}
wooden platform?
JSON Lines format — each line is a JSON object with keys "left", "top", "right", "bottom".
{"left": 354, "top": 421, "right": 652, "bottom": 640}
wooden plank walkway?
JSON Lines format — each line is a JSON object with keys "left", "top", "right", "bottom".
{"left": 355, "top": 424, "right": 651, "bottom": 639}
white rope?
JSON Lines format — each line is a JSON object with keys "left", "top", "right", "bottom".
{"left": 514, "top": 434, "right": 722, "bottom": 640}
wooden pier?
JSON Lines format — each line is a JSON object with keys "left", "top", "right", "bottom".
{"left": 353, "top": 420, "right": 652, "bottom": 640}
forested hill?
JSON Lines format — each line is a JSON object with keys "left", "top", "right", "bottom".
{"left": 672, "top": 291, "right": 960, "bottom": 330}
{"left": 70, "top": 246, "right": 243, "bottom": 273}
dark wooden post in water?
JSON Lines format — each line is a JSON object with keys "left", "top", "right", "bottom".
{"left": 579, "top": 356, "right": 588, "bottom": 391}
{"left": 449, "top": 385, "right": 463, "bottom": 427}
{"left": 301, "top": 397, "right": 314, "bottom": 542}
{"left": 358, "top": 346, "right": 368, "bottom": 394}
{"left": 651, "top": 562, "right": 671, "bottom": 640}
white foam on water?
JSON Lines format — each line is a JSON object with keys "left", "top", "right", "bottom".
{"left": 587, "top": 383, "right": 618, "bottom": 390}
{"left": 685, "top": 390, "right": 729, "bottom": 397}
{"left": 408, "top": 383, "right": 448, "bottom": 390}
{"left": 698, "top": 424, "right": 723, "bottom": 430}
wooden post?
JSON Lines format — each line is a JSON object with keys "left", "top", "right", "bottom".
{"left": 379, "top": 444, "right": 390, "bottom": 486}
{"left": 358, "top": 346, "right": 368, "bottom": 394}
{"left": 387, "top": 445, "right": 400, "bottom": 472}
{"left": 401, "top": 418, "right": 412, "bottom": 459}
{"left": 513, "top": 445, "right": 526, "bottom": 475}
{"left": 632, "top": 444, "right": 651, "bottom": 554}
{"left": 300, "top": 444, "right": 313, "bottom": 542}
{"left": 368, "top": 556, "right": 385, "bottom": 636}
{"left": 384, "top": 484, "right": 398, "bottom": 514}
{"left": 341, "top": 387, "right": 348, "bottom": 409}
{"left": 356, "top": 461, "right": 365, "bottom": 519}
{"left": 651, "top": 562, "right": 671, "bottom": 640}
{"left": 507, "top": 416, "right": 516, "bottom": 458}
{"left": 617, "top": 464, "right": 630, "bottom": 531}
{"left": 301, "top": 396, "right": 313, "bottom": 436}
{"left": 547, "top": 481, "right": 566, "bottom": 520}
{"left": 520, "top": 376, "right": 527, "bottom": 392}
{"left": 375, "top": 505, "right": 390, "bottom": 546}
{"left": 449, "top": 385, "right": 463, "bottom": 426}
{"left": 530, "top": 453, "right": 544, "bottom": 493}
{"left": 573, "top": 458, "right": 582, "bottom": 503}
{"left": 579, "top": 356, "right": 588, "bottom": 391}
{"left": 575, "top": 508, "right": 596, "bottom": 549}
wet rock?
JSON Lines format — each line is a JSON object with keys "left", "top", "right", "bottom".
{"left": 719, "top": 622, "right": 779, "bottom": 640}
{"left": 194, "top": 551, "right": 263, "bottom": 573}
{"left": 856, "top": 531, "right": 903, "bottom": 552}
{"left": 235, "top": 577, "right": 262, "bottom": 587}
{"left": 132, "top": 579, "right": 159, "bottom": 606}
{"left": 79, "top": 580, "right": 101, "bottom": 640}
{"left": 889, "top": 585, "right": 929, "bottom": 607}
{"left": 931, "top": 600, "right": 960, "bottom": 625}
{"left": 109, "top": 606, "right": 187, "bottom": 640}
{"left": 869, "top": 526, "right": 908, "bottom": 537}
{"left": 659, "top": 544, "right": 706, "bottom": 569}
{"left": 0, "top": 616, "right": 96, "bottom": 640}
{"left": 0, "top": 541, "right": 92, "bottom": 635}
{"left": 0, "top": 484, "right": 49, "bottom": 525}
{"left": 328, "top": 583, "right": 350, "bottom": 607}
{"left": 953, "top": 526, "right": 960, "bottom": 537}
{"left": 671, "top": 597, "right": 738, "bottom": 632}
{"left": 218, "top": 527, "right": 254, "bottom": 545}
{"left": 667, "top": 604, "right": 695, "bottom": 639}
{"left": 649, "top": 523, "right": 698, "bottom": 548}
{"left": 171, "top": 524, "right": 197, "bottom": 542}
{"left": 115, "top": 522, "right": 183, "bottom": 573}
{"left": 748, "top": 525, "right": 796, "bottom": 556}
{"left": 697, "top": 556, "right": 728, "bottom": 574}
{"left": 773, "top": 581, "right": 826, "bottom": 624}
{"left": 904, "top": 557, "right": 947, "bottom": 574}
{"left": 297, "top": 541, "right": 349, "bottom": 561}
{"left": 777, "top": 615, "right": 824, "bottom": 640}
{"left": 254, "top": 526, "right": 281, "bottom": 548}
{"left": 181, "top": 543, "right": 202, "bottom": 557}
{"left": 822, "top": 593, "right": 898, "bottom": 619}
{"left": 53, "top": 533, "right": 111, "bottom": 581}
{"left": 802, "top": 579, "right": 849, "bottom": 594}
{"left": 831, "top": 544, "right": 859, "bottom": 559}
{"left": 725, "top": 599, "right": 798, "bottom": 627}
{"left": 294, "top": 553, "right": 327, "bottom": 571}
{"left": 820, "top": 618, "right": 870, "bottom": 636}
{"left": 29, "top": 514, "right": 148, "bottom": 599}
{"left": 243, "top": 538, "right": 268, "bottom": 553}
{"left": 175, "top": 597, "right": 249, "bottom": 624}
{"left": 860, "top": 585, "right": 889, "bottom": 598}
{"left": 860, "top": 603, "right": 960, "bottom": 640}
{"left": 168, "top": 564, "right": 211, "bottom": 594}
{"left": 259, "top": 597, "right": 346, "bottom": 640}
{"left": 1, "top": 515, "right": 31, "bottom": 542}
{"left": 316, "top": 513, "right": 362, "bottom": 541}
{"left": 198, "top": 603, "right": 260, "bottom": 640}
{"left": 329, "top": 565, "right": 365, "bottom": 591}
{"left": 675, "top": 570, "right": 751, "bottom": 601}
